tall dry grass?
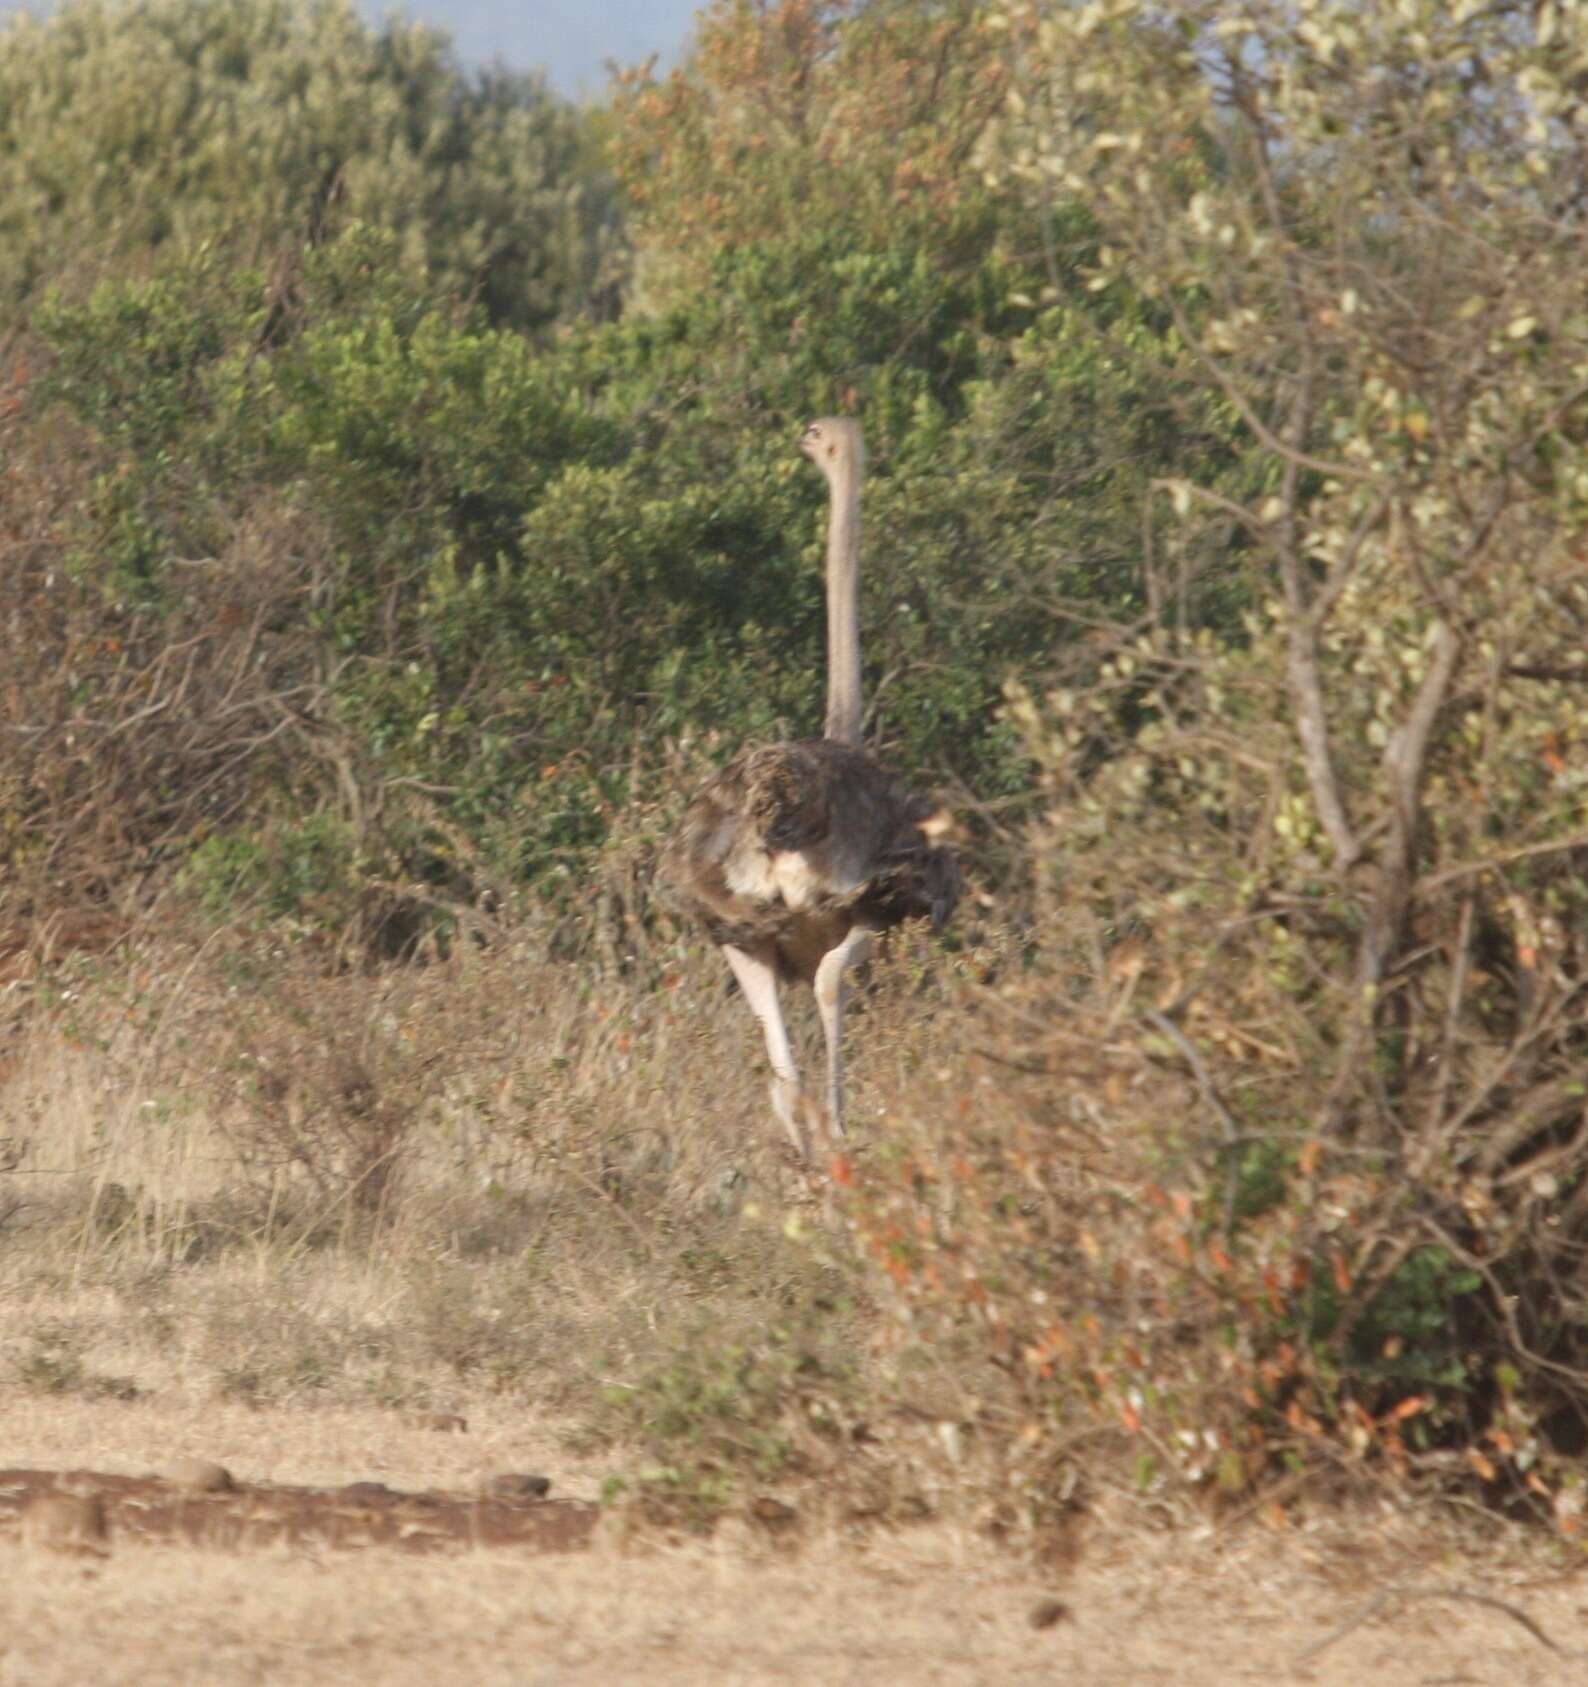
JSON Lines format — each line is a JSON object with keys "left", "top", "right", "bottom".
{"left": 0, "top": 903, "right": 1003, "bottom": 1522}
{"left": 7, "top": 882, "right": 1585, "bottom": 1555}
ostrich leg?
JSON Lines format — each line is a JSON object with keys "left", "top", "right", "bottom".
{"left": 723, "top": 941, "right": 810, "bottom": 1161}
{"left": 812, "top": 924, "right": 877, "bottom": 1144}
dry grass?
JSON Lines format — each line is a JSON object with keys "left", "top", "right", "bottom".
{"left": 4, "top": 919, "right": 1588, "bottom": 1681}
{"left": 0, "top": 1463, "right": 1584, "bottom": 1686}
{"left": 0, "top": 1524, "right": 1048, "bottom": 1687}
{"left": 0, "top": 917, "right": 959, "bottom": 1470}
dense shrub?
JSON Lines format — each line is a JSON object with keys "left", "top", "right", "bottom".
{"left": 0, "top": 0, "right": 620, "bottom": 331}
{"left": 19, "top": 184, "right": 1228, "bottom": 930}
{"left": 838, "top": 0, "right": 1588, "bottom": 1536}
{"left": 17, "top": 0, "right": 1588, "bottom": 1547}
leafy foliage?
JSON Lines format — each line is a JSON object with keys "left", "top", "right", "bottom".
{"left": 609, "top": 0, "right": 1038, "bottom": 298}
{"left": 596, "top": 1316, "right": 854, "bottom": 1531}
{"left": 0, "top": 0, "right": 620, "bottom": 330}
{"left": 837, "top": 0, "right": 1588, "bottom": 1532}
{"left": 20, "top": 83, "right": 1217, "bottom": 924}
{"left": 22, "top": 0, "right": 1588, "bottom": 1543}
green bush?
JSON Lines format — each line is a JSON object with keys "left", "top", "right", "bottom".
{"left": 0, "top": 0, "right": 619, "bottom": 331}
{"left": 27, "top": 162, "right": 1234, "bottom": 926}
{"left": 837, "top": 0, "right": 1588, "bottom": 1534}
{"left": 594, "top": 1307, "right": 860, "bottom": 1532}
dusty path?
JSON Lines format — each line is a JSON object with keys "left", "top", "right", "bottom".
{"left": 0, "top": 1463, "right": 598, "bottom": 1553}
{"left": 0, "top": 1395, "right": 1584, "bottom": 1684}
{"left": 3, "top": 1515, "right": 1586, "bottom": 1685}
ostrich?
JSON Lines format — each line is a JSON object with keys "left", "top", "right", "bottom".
{"left": 660, "top": 418, "right": 960, "bottom": 1164}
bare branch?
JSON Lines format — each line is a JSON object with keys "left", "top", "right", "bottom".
{"left": 1285, "top": 613, "right": 1361, "bottom": 871}
{"left": 1423, "top": 830, "right": 1588, "bottom": 890}
{"left": 1157, "top": 287, "right": 1374, "bottom": 485}
{"left": 1506, "top": 661, "right": 1588, "bottom": 683}
{"left": 1384, "top": 620, "right": 1461, "bottom": 846}
{"left": 1295, "top": 1583, "right": 1583, "bottom": 1669}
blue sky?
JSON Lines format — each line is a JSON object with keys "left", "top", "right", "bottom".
{"left": 381, "top": 0, "right": 703, "bottom": 94}
{"left": 0, "top": 2, "right": 705, "bottom": 96}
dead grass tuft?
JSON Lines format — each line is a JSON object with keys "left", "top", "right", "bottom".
{"left": 0, "top": 908, "right": 974, "bottom": 1521}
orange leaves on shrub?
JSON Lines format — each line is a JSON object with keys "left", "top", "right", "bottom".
{"left": 1285, "top": 1400, "right": 1323, "bottom": 1436}
{"left": 608, "top": 0, "right": 1036, "bottom": 285}
{"left": 1022, "top": 1324, "right": 1074, "bottom": 1371}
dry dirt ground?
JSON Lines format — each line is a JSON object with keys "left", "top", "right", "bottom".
{"left": 1, "top": 1395, "right": 1586, "bottom": 1685}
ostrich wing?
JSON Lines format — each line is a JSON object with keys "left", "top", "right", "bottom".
{"left": 660, "top": 740, "right": 960, "bottom": 958}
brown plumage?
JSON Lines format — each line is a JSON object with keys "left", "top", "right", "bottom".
{"left": 659, "top": 418, "right": 960, "bottom": 1163}
{"left": 663, "top": 740, "right": 958, "bottom": 980}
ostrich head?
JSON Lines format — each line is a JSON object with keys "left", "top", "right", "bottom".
{"left": 799, "top": 417, "right": 865, "bottom": 480}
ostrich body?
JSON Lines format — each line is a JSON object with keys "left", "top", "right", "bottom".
{"left": 660, "top": 418, "right": 960, "bottom": 1162}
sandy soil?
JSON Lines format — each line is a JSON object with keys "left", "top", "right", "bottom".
{"left": 2, "top": 1395, "right": 1586, "bottom": 1684}
{"left": 3, "top": 1513, "right": 1586, "bottom": 1685}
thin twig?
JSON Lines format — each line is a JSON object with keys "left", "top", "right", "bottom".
{"left": 968, "top": 1044, "right": 1049, "bottom": 1076}
{"left": 1423, "top": 829, "right": 1588, "bottom": 890}
{"left": 1142, "top": 1012, "right": 1238, "bottom": 1143}
{"left": 1155, "top": 286, "right": 1372, "bottom": 484}
{"left": 1294, "top": 1582, "right": 1584, "bottom": 1669}
{"left": 1141, "top": 1010, "right": 1241, "bottom": 1233}
{"left": 1506, "top": 661, "right": 1588, "bottom": 682}
{"left": 1308, "top": 489, "right": 1394, "bottom": 627}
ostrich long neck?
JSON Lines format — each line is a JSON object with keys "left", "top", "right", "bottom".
{"left": 823, "top": 450, "right": 863, "bottom": 745}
